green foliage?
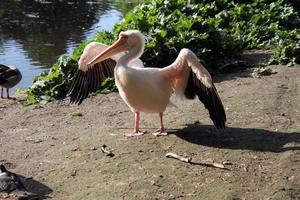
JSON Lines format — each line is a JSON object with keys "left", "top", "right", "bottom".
{"left": 252, "top": 66, "right": 274, "bottom": 77}
{"left": 115, "top": 0, "right": 300, "bottom": 68}
{"left": 25, "top": 32, "right": 116, "bottom": 105}
{"left": 26, "top": 0, "right": 300, "bottom": 104}
{"left": 114, "top": 0, "right": 242, "bottom": 68}
{"left": 70, "top": 111, "right": 83, "bottom": 117}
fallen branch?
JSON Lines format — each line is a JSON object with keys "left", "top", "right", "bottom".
{"left": 165, "top": 152, "right": 230, "bottom": 171}
{"left": 166, "top": 152, "right": 191, "bottom": 163}
{"left": 101, "top": 145, "right": 114, "bottom": 157}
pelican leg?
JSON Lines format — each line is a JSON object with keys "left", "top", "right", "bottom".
{"left": 153, "top": 112, "right": 168, "bottom": 136}
{"left": 0, "top": 193, "right": 9, "bottom": 199}
{"left": 124, "top": 112, "right": 146, "bottom": 137}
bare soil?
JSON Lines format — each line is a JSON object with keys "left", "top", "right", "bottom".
{"left": 0, "top": 64, "right": 299, "bottom": 200}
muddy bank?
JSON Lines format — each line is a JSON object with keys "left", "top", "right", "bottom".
{"left": 0, "top": 64, "right": 299, "bottom": 200}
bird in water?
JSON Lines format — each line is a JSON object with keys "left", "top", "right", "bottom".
{"left": 68, "top": 30, "right": 226, "bottom": 137}
{"left": 0, "top": 64, "right": 22, "bottom": 99}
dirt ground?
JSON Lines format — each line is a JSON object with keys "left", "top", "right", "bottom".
{"left": 0, "top": 63, "right": 299, "bottom": 200}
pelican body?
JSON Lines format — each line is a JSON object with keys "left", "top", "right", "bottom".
{"left": 68, "top": 30, "right": 226, "bottom": 136}
{"left": 0, "top": 64, "right": 22, "bottom": 99}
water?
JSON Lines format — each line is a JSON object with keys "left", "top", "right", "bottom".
{"left": 0, "top": 0, "right": 141, "bottom": 91}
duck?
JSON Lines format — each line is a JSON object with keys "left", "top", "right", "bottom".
{"left": 0, "top": 64, "right": 22, "bottom": 99}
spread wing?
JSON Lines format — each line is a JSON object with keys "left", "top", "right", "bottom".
{"left": 184, "top": 71, "right": 226, "bottom": 129}
{"left": 68, "top": 59, "right": 116, "bottom": 105}
{"left": 68, "top": 42, "right": 144, "bottom": 105}
{"left": 163, "top": 49, "right": 226, "bottom": 129}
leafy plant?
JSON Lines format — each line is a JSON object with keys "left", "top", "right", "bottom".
{"left": 252, "top": 66, "right": 274, "bottom": 77}
{"left": 70, "top": 111, "right": 83, "bottom": 117}
{"left": 26, "top": 0, "right": 300, "bottom": 104}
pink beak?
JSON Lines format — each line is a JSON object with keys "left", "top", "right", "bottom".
{"left": 88, "top": 35, "right": 128, "bottom": 66}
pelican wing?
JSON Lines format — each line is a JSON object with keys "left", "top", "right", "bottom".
{"left": 68, "top": 58, "right": 116, "bottom": 105}
{"left": 163, "top": 49, "right": 226, "bottom": 129}
{"left": 68, "top": 42, "right": 144, "bottom": 105}
{"left": 68, "top": 42, "right": 116, "bottom": 104}
{"left": 185, "top": 71, "right": 226, "bottom": 129}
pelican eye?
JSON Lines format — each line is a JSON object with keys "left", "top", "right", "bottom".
{"left": 119, "top": 34, "right": 128, "bottom": 39}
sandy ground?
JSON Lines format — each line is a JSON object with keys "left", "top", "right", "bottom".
{"left": 0, "top": 63, "right": 299, "bottom": 200}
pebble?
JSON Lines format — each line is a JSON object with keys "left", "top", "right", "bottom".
{"left": 90, "top": 146, "right": 97, "bottom": 151}
{"left": 70, "top": 170, "right": 77, "bottom": 177}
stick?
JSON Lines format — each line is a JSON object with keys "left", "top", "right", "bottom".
{"left": 166, "top": 152, "right": 191, "bottom": 163}
{"left": 101, "top": 145, "right": 114, "bottom": 157}
{"left": 165, "top": 152, "right": 230, "bottom": 170}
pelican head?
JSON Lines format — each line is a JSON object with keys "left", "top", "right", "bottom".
{"left": 88, "top": 30, "right": 145, "bottom": 66}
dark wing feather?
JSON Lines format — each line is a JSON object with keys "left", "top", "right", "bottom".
{"left": 0, "top": 65, "right": 18, "bottom": 84}
{"left": 0, "top": 64, "right": 10, "bottom": 73}
{"left": 184, "top": 71, "right": 226, "bottom": 129}
{"left": 0, "top": 77, "right": 6, "bottom": 85}
{"left": 68, "top": 58, "right": 116, "bottom": 104}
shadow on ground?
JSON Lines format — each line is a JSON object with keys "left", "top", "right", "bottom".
{"left": 18, "top": 174, "right": 53, "bottom": 199}
{"left": 171, "top": 123, "right": 300, "bottom": 152}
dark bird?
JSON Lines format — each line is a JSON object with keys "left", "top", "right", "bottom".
{"left": 0, "top": 64, "right": 22, "bottom": 99}
{"left": 68, "top": 30, "right": 226, "bottom": 137}
{"left": 0, "top": 164, "right": 36, "bottom": 199}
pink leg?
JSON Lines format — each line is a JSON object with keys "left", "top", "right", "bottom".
{"left": 124, "top": 112, "right": 146, "bottom": 137}
{"left": 0, "top": 192, "right": 9, "bottom": 198}
{"left": 153, "top": 112, "right": 168, "bottom": 136}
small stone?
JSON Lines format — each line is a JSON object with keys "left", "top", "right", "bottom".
{"left": 90, "top": 146, "right": 97, "bottom": 151}
{"left": 222, "top": 161, "right": 233, "bottom": 165}
{"left": 70, "top": 170, "right": 77, "bottom": 177}
{"left": 287, "top": 176, "right": 295, "bottom": 181}
{"left": 71, "top": 147, "right": 79, "bottom": 152}
{"left": 33, "top": 139, "right": 43, "bottom": 143}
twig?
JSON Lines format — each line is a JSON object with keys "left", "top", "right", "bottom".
{"left": 166, "top": 152, "right": 191, "bottom": 163}
{"left": 165, "top": 152, "right": 230, "bottom": 170}
{"left": 101, "top": 145, "right": 114, "bottom": 157}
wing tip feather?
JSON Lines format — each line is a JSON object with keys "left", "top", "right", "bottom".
{"left": 185, "top": 71, "right": 226, "bottom": 129}
{"left": 67, "top": 59, "right": 116, "bottom": 105}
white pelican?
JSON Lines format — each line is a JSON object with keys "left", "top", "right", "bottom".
{"left": 68, "top": 30, "right": 226, "bottom": 136}
{"left": 0, "top": 64, "right": 22, "bottom": 99}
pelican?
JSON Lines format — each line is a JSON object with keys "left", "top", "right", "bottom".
{"left": 68, "top": 30, "right": 226, "bottom": 136}
{"left": 0, "top": 64, "right": 22, "bottom": 99}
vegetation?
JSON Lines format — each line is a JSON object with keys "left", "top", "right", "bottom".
{"left": 70, "top": 111, "right": 83, "bottom": 117}
{"left": 26, "top": 0, "right": 300, "bottom": 104}
{"left": 252, "top": 66, "right": 274, "bottom": 77}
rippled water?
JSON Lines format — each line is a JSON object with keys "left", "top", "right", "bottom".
{"left": 0, "top": 0, "right": 140, "bottom": 91}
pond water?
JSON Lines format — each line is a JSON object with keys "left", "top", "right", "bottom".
{"left": 0, "top": 0, "right": 141, "bottom": 91}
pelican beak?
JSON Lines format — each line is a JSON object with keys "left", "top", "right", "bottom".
{"left": 88, "top": 35, "right": 129, "bottom": 66}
